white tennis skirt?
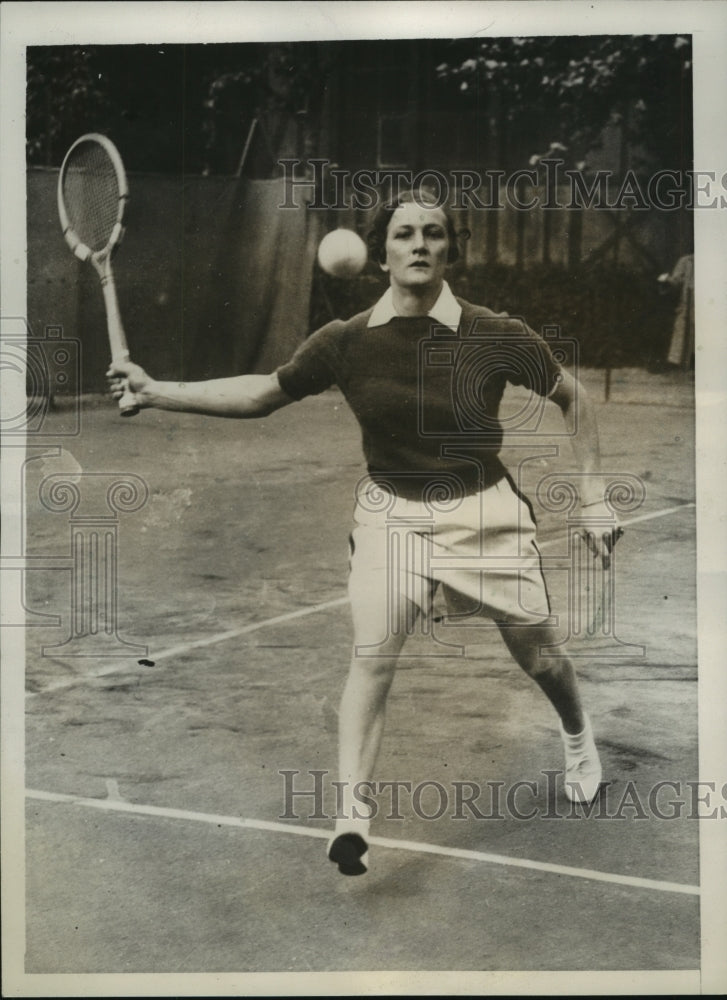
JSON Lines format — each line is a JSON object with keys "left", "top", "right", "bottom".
{"left": 348, "top": 475, "right": 551, "bottom": 630}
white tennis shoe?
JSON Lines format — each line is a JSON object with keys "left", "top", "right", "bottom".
{"left": 560, "top": 713, "right": 603, "bottom": 804}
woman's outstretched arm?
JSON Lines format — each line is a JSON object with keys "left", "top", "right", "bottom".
{"left": 107, "top": 360, "right": 294, "bottom": 418}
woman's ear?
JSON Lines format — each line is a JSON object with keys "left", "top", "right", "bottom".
{"left": 379, "top": 260, "right": 389, "bottom": 273}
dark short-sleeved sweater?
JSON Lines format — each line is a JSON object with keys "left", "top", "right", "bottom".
{"left": 276, "top": 298, "right": 561, "bottom": 501}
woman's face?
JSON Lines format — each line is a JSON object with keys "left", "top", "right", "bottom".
{"left": 382, "top": 201, "right": 450, "bottom": 293}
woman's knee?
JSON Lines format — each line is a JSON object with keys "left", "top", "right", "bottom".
{"left": 348, "top": 643, "right": 401, "bottom": 683}
{"left": 497, "top": 622, "right": 570, "bottom": 676}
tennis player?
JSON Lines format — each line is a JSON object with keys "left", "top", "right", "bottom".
{"left": 108, "top": 189, "right": 621, "bottom": 876}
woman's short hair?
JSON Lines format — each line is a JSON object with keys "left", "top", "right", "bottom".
{"left": 366, "top": 188, "right": 468, "bottom": 266}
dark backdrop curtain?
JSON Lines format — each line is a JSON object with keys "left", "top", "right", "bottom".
{"left": 189, "top": 177, "right": 323, "bottom": 379}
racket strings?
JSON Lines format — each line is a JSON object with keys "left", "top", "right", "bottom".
{"left": 61, "top": 141, "right": 123, "bottom": 253}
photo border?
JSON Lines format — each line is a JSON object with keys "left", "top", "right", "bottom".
{"left": 2, "top": 2, "right": 725, "bottom": 996}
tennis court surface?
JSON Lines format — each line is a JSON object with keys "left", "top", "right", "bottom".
{"left": 19, "top": 366, "right": 701, "bottom": 980}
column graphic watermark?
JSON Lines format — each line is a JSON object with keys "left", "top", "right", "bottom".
{"left": 37, "top": 472, "right": 149, "bottom": 657}
{"left": 533, "top": 471, "right": 646, "bottom": 657}
{"left": 2, "top": 318, "right": 83, "bottom": 629}
{"left": 2, "top": 317, "right": 147, "bottom": 655}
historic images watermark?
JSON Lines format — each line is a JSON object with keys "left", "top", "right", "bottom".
{"left": 417, "top": 317, "right": 577, "bottom": 438}
{"left": 277, "top": 158, "right": 727, "bottom": 212}
{"left": 0, "top": 318, "right": 81, "bottom": 437}
{"left": 279, "top": 769, "right": 727, "bottom": 823}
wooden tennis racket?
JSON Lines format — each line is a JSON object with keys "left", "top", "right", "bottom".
{"left": 58, "top": 132, "right": 139, "bottom": 416}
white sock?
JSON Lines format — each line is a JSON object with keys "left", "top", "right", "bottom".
{"left": 560, "top": 714, "right": 591, "bottom": 748}
{"left": 333, "top": 802, "right": 372, "bottom": 840}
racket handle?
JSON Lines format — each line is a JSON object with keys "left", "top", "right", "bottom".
{"left": 101, "top": 265, "right": 129, "bottom": 355}
{"left": 118, "top": 384, "right": 140, "bottom": 417}
{"left": 100, "top": 261, "right": 139, "bottom": 416}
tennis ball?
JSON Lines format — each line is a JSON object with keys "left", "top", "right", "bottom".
{"left": 317, "top": 228, "right": 367, "bottom": 279}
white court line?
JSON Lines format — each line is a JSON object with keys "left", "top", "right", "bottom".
{"left": 145, "top": 500, "right": 694, "bottom": 656}
{"left": 26, "top": 596, "right": 349, "bottom": 696}
{"left": 537, "top": 500, "right": 695, "bottom": 549}
{"left": 147, "top": 500, "right": 694, "bottom": 655}
{"left": 614, "top": 500, "right": 695, "bottom": 529}
{"left": 152, "top": 596, "right": 350, "bottom": 662}
{"left": 27, "top": 501, "right": 694, "bottom": 696}
{"left": 26, "top": 787, "right": 699, "bottom": 897}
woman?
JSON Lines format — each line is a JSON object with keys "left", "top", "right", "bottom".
{"left": 108, "top": 189, "right": 620, "bottom": 876}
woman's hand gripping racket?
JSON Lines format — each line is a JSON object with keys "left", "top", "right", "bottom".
{"left": 58, "top": 133, "right": 139, "bottom": 416}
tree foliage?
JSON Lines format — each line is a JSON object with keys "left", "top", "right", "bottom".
{"left": 26, "top": 43, "right": 334, "bottom": 175}
{"left": 200, "top": 42, "right": 334, "bottom": 174}
{"left": 27, "top": 37, "right": 693, "bottom": 176}
{"left": 27, "top": 48, "right": 111, "bottom": 165}
{"left": 436, "top": 35, "right": 693, "bottom": 171}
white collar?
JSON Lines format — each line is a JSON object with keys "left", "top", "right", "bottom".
{"left": 367, "top": 281, "right": 462, "bottom": 332}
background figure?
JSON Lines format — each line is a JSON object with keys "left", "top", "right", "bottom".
{"left": 658, "top": 254, "right": 695, "bottom": 369}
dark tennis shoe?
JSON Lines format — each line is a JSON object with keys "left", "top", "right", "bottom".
{"left": 327, "top": 832, "right": 369, "bottom": 876}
